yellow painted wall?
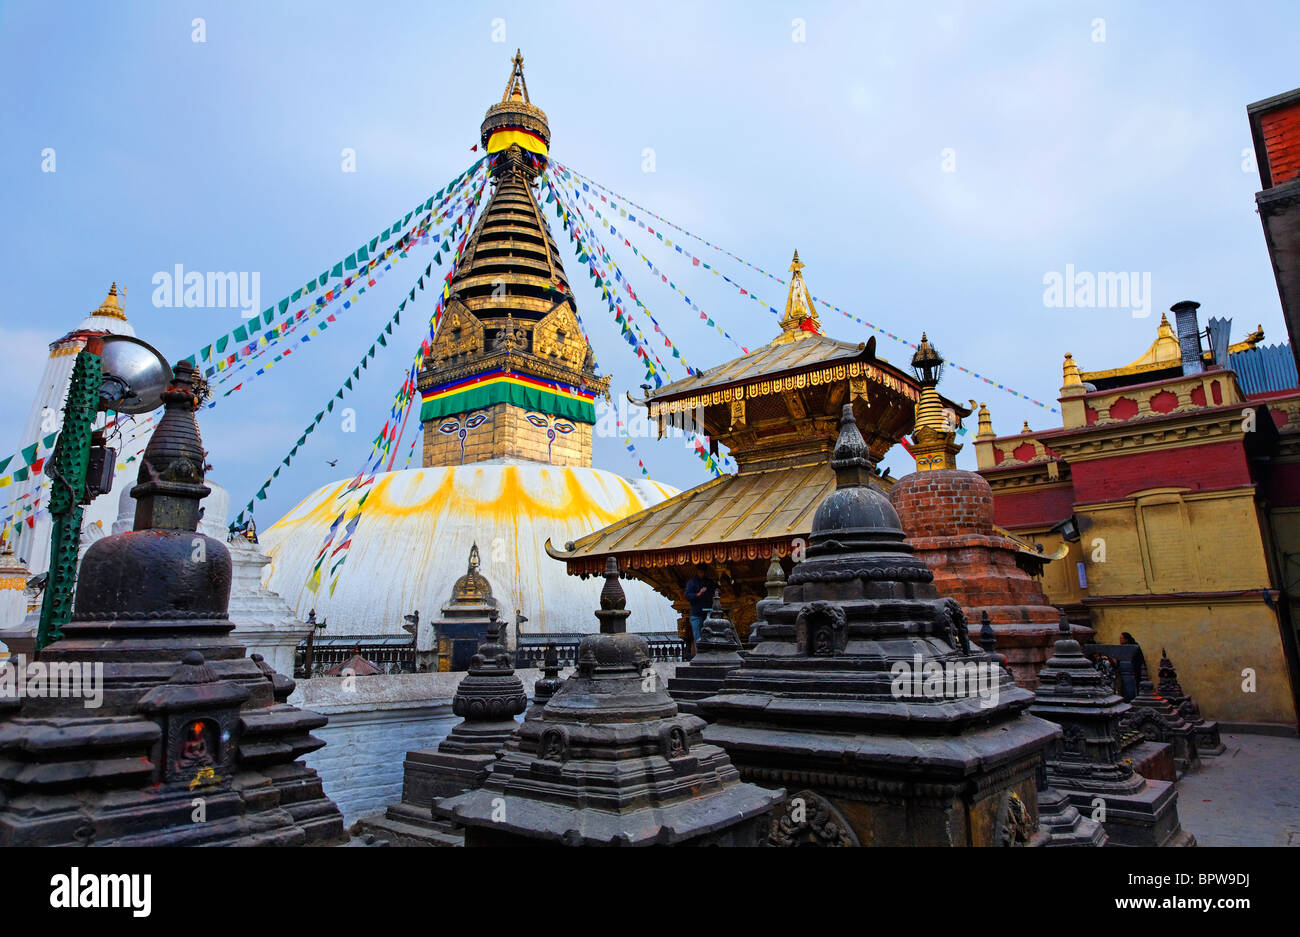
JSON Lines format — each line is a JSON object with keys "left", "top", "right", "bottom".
{"left": 1017, "top": 486, "right": 1296, "bottom": 727}
{"left": 1089, "top": 599, "right": 1296, "bottom": 727}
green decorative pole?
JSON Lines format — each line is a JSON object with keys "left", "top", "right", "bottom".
{"left": 35, "top": 341, "right": 102, "bottom": 651}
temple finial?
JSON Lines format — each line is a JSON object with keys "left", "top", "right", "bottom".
{"left": 774, "top": 249, "right": 820, "bottom": 343}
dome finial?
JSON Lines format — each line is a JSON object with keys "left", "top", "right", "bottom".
{"left": 91, "top": 281, "right": 128, "bottom": 322}
{"left": 831, "top": 404, "right": 874, "bottom": 487}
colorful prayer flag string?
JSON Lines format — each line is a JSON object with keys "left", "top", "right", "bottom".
{"left": 553, "top": 162, "right": 1058, "bottom": 414}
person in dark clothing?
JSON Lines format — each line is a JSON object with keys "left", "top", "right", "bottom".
{"left": 683, "top": 563, "right": 717, "bottom": 650}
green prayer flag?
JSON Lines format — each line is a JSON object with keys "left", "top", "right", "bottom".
{"left": 292, "top": 288, "right": 303, "bottom": 301}
{"left": 331, "top": 262, "right": 344, "bottom": 278}
{"left": 233, "top": 325, "right": 248, "bottom": 343}
{"left": 256, "top": 489, "right": 267, "bottom": 501}
{"left": 20, "top": 443, "right": 38, "bottom": 466}
{"left": 279, "top": 298, "right": 290, "bottom": 314}
{"left": 344, "top": 253, "right": 357, "bottom": 271}
{"left": 307, "top": 278, "right": 317, "bottom": 292}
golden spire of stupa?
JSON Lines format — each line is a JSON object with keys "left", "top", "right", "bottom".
{"left": 91, "top": 282, "right": 128, "bottom": 322}
{"left": 772, "top": 250, "right": 822, "bottom": 345}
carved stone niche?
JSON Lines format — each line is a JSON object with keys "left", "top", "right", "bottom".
{"left": 769, "top": 790, "right": 859, "bottom": 847}
{"left": 795, "top": 601, "right": 847, "bottom": 657}
{"left": 136, "top": 651, "right": 249, "bottom": 793}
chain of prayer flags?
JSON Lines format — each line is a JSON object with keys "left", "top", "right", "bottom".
{"left": 234, "top": 177, "right": 488, "bottom": 530}
{"left": 554, "top": 162, "right": 1059, "bottom": 414}
{"left": 204, "top": 168, "right": 484, "bottom": 401}
{"left": 547, "top": 176, "right": 727, "bottom": 478}
{"left": 545, "top": 176, "right": 677, "bottom": 384}
{"left": 310, "top": 175, "right": 486, "bottom": 596}
{"left": 211, "top": 192, "right": 479, "bottom": 406}
{"left": 182, "top": 158, "right": 484, "bottom": 374}
{"left": 549, "top": 173, "right": 749, "bottom": 355}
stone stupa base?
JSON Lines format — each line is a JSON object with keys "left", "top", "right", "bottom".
{"left": 1037, "top": 786, "right": 1108, "bottom": 847}
{"left": 1054, "top": 778, "right": 1195, "bottom": 847}
{"left": 709, "top": 716, "right": 1057, "bottom": 847}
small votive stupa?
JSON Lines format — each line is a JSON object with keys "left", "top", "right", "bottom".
{"left": 665, "top": 592, "right": 744, "bottom": 716}
{"left": 362, "top": 604, "right": 527, "bottom": 846}
{"left": 0, "top": 361, "right": 343, "bottom": 845}
{"left": 434, "top": 557, "right": 783, "bottom": 846}
{"left": 701, "top": 404, "right": 1061, "bottom": 846}
{"left": 1029, "top": 617, "right": 1195, "bottom": 847}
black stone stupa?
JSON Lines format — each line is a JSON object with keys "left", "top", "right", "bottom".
{"left": 434, "top": 557, "right": 783, "bottom": 846}
{"left": 666, "top": 593, "right": 743, "bottom": 716}
{"left": 361, "top": 610, "right": 527, "bottom": 846}
{"left": 1028, "top": 616, "right": 1195, "bottom": 847}
{"left": 0, "top": 361, "right": 343, "bottom": 845}
{"left": 700, "top": 404, "right": 1061, "bottom": 846}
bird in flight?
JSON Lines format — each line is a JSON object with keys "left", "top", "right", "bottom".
{"left": 326, "top": 459, "right": 338, "bottom": 467}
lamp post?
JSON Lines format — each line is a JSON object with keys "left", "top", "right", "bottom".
{"left": 35, "top": 332, "right": 173, "bottom": 651}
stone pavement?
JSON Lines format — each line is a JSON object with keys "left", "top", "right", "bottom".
{"left": 1174, "top": 733, "right": 1300, "bottom": 846}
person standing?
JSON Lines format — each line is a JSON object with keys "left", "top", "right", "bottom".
{"left": 683, "top": 563, "right": 717, "bottom": 655}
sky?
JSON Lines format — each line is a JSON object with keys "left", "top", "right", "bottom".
{"left": 1, "top": 0, "right": 1298, "bottom": 527}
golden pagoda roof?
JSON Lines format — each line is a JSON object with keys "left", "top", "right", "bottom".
{"left": 548, "top": 461, "right": 852, "bottom": 571}
{"left": 1079, "top": 312, "right": 1180, "bottom": 383}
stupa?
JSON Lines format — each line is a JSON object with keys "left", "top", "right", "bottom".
{"left": 665, "top": 593, "right": 744, "bottom": 716}
{"left": 434, "top": 557, "right": 783, "bottom": 846}
{"left": 1124, "top": 674, "right": 1201, "bottom": 776}
{"left": 359, "top": 603, "right": 527, "bottom": 846}
{"left": 889, "top": 334, "right": 1091, "bottom": 689}
{"left": 0, "top": 360, "right": 343, "bottom": 845}
{"left": 1156, "top": 648, "right": 1224, "bottom": 756}
{"left": 260, "top": 51, "right": 679, "bottom": 643}
{"left": 430, "top": 544, "right": 501, "bottom": 671}
{"left": 1028, "top": 616, "right": 1194, "bottom": 846}
{"left": 700, "top": 405, "right": 1061, "bottom": 847}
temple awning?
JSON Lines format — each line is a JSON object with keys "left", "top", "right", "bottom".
{"left": 546, "top": 461, "right": 839, "bottom": 574}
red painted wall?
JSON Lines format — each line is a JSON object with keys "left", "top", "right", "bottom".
{"left": 1070, "top": 440, "right": 1253, "bottom": 503}
{"left": 1261, "top": 100, "right": 1300, "bottom": 186}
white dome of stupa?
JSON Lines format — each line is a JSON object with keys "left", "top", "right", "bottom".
{"left": 260, "top": 460, "right": 680, "bottom": 638}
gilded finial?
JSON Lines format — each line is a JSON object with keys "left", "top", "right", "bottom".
{"left": 1021, "top": 420, "right": 1031, "bottom": 434}
{"left": 773, "top": 249, "right": 821, "bottom": 343}
{"left": 91, "top": 281, "right": 128, "bottom": 322}
{"left": 1062, "top": 352, "right": 1082, "bottom": 386}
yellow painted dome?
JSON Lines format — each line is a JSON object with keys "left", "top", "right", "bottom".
{"left": 261, "top": 460, "right": 680, "bottom": 640}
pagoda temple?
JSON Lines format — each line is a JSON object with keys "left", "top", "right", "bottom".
{"left": 977, "top": 303, "right": 1300, "bottom": 731}
{"left": 260, "top": 52, "right": 680, "bottom": 642}
{"left": 547, "top": 253, "right": 967, "bottom": 640}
